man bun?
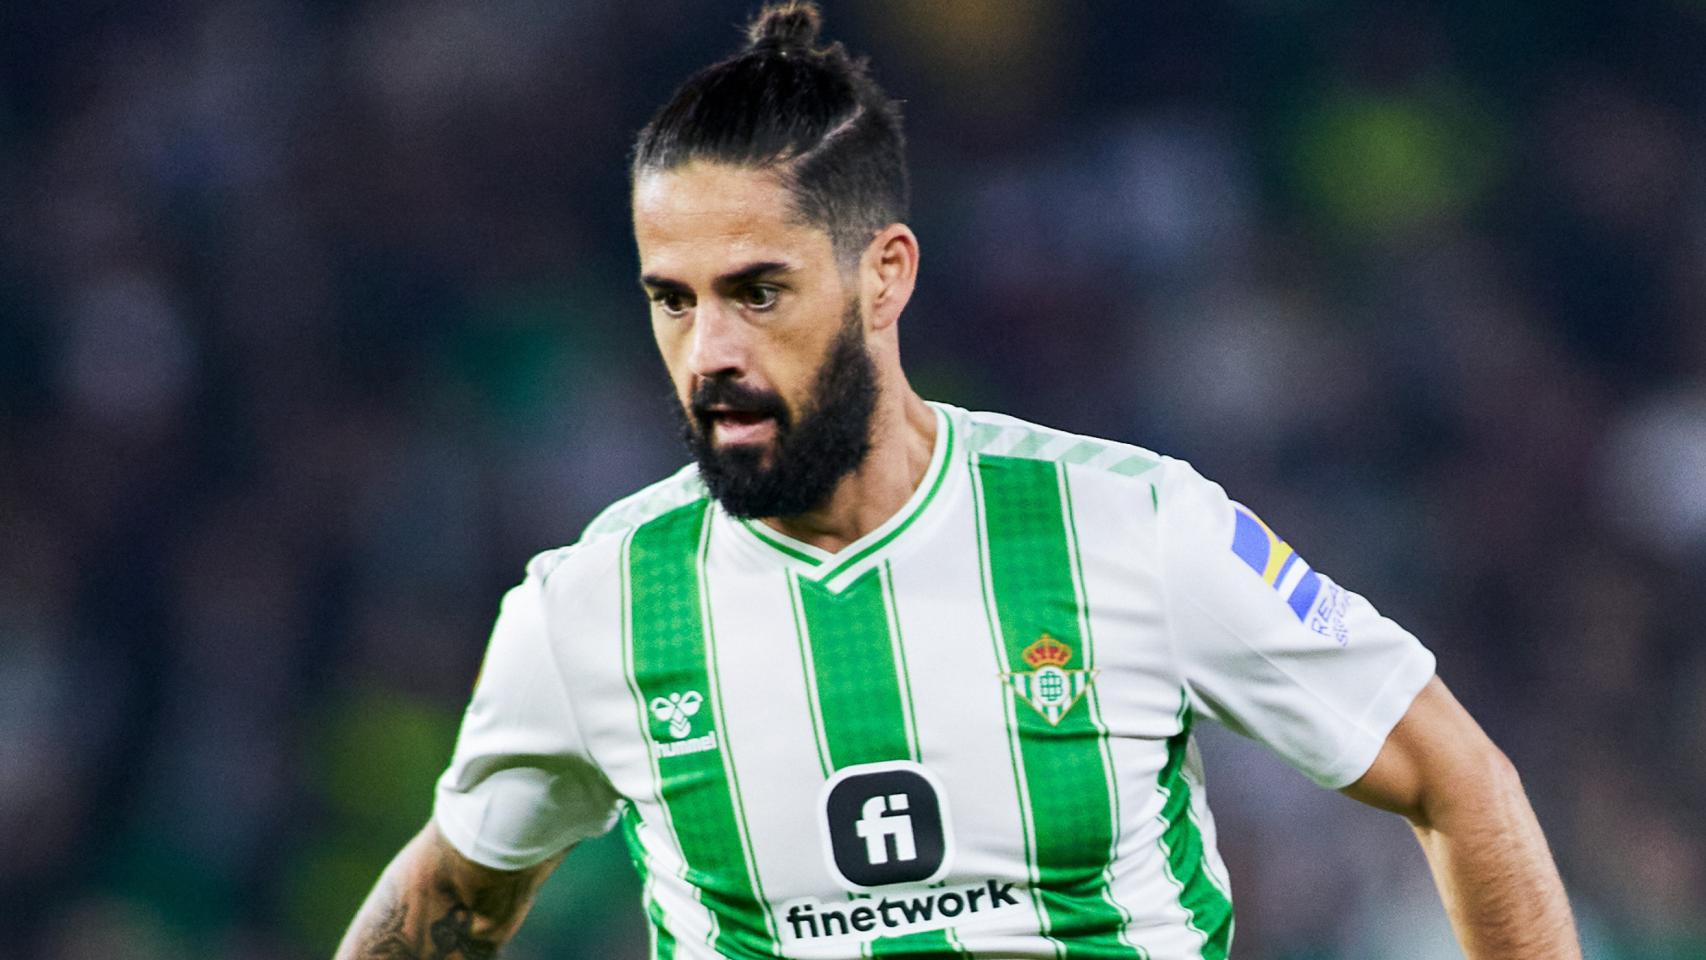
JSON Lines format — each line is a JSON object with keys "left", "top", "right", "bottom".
{"left": 746, "top": 1, "right": 824, "bottom": 54}
{"left": 635, "top": 0, "right": 908, "bottom": 264}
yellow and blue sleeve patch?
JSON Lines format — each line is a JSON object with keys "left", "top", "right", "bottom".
{"left": 1230, "top": 504, "right": 1324, "bottom": 623}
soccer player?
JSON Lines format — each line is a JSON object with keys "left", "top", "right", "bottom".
{"left": 336, "top": 4, "right": 1581, "bottom": 958}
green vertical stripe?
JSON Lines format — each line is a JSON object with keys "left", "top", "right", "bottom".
{"left": 628, "top": 500, "right": 776, "bottom": 958}
{"left": 1158, "top": 705, "right": 1234, "bottom": 959}
{"left": 976, "top": 455, "right": 1138, "bottom": 960}
{"left": 796, "top": 567, "right": 960, "bottom": 956}
{"left": 968, "top": 459, "right": 1055, "bottom": 952}
{"left": 620, "top": 527, "right": 693, "bottom": 959}
{"left": 798, "top": 570, "right": 908, "bottom": 768}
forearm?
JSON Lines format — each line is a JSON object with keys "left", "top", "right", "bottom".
{"left": 336, "top": 823, "right": 555, "bottom": 960}
{"left": 1411, "top": 752, "right": 1580, "bottom": 960}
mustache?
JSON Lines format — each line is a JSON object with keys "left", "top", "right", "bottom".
{"left": 690, "top": 377, "right": 789, "bottom": 425}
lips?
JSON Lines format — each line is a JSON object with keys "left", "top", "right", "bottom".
{"left": 691, "top": 379, "right": 787, "bottom": 445}
{"left": 707, "top": 409, "right": 778, "bottom": 445}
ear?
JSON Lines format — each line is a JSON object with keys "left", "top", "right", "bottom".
{"left": 860, "top": 223, "right": 919, "bottom": 333}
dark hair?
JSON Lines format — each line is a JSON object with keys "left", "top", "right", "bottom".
{"left": 631, "top": 1, "right": 909, "bottom": 264}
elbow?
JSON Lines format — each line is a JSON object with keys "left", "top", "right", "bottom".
{"left": 1409, "top": 741, "right": 1524, "bottom": 832}
{"left": 1487, "top": 744, "right": 1523, "bottom": 792}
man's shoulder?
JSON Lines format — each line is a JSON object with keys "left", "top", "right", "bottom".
{"left": 524, "top": 464, "right": 709, "bottom": 585}
{"left": 951, "top": 404, "right": 1170, "bottom": 480}
{"left": 579, "top": 463, "right": 710, "bottom": 543}
{"left": 945, "top": 404, "right": 1233, "bottom": 527}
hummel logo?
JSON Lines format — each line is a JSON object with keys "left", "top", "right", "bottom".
{"left": 649, "top": 690, "right": 703, "bottom": 739}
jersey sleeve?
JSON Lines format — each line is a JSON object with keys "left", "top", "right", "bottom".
{"left": 433, "top": 565, "right": 619, "bottom": 869}
{"left": 1156, "top": 459, "right": 1436, "bottom": 789}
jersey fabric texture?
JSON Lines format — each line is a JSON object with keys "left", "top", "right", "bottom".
{"left": 433, "top": 402, "right": 1436, "bottom": 960}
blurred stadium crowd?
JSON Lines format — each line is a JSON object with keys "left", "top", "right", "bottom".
{"left": 2, "top": 1, "right": 1703, "bottom": 957}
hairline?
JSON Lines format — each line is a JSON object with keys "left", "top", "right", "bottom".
{"left": 631, "top": 155, "right": 885, "bottom": 271}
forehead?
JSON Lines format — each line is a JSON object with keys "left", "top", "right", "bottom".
{"left": 632, "top": 162, "right": 834, "bottom": 274}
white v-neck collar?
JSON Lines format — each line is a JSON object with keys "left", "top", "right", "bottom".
{"left": 726, "top": 402, "right": 959, "bottom": 593}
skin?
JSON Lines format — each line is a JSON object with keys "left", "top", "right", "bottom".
{"left": 1344, "top": 677, "right": 1582, "bottom": 957}
{"left": 333, "top": 822, "right": 558, "bottom": 959}
{"left": 335, "top": 162, "right": 1581, "bottom": 958}
{"left": 634, "top": 161, "right": 933, "bottom": 552}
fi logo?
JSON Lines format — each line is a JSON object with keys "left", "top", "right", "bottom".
{"left": 819, "top": 760, "right": 953, "bottom": 890}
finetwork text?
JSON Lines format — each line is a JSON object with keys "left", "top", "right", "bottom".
{"left": 780, "top": 880, "right": 1027, "bottom": 944}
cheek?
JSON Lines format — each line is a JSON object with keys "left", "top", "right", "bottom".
{"left": 770, "top": 327, "right": 838, "bottom": 407}
{"left": 651, "top": 318, "right": 693, "bottom": 391}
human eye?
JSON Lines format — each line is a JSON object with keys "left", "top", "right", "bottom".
{"left": 739, "top": 284, "right": 781, "bottom": 311}
{"left": 649, "top": 290, "right": 691, "bottom": 317}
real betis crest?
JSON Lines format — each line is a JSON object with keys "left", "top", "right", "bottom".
{"left": 1005, "top": 634, "right": 1094, "bottom": 726}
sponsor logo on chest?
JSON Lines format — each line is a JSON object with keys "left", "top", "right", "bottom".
{"left": 778, "top": 759, "right": 1030, "bottom": 949}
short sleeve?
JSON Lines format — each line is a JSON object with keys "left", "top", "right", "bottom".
{"left": 433, "top": 568, "right": 620, "bottom": 869}
{"left": 1157, "top": 460, "right": 1436, "bottom": 789}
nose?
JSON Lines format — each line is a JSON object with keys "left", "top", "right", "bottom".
{"left": 686, "top": 300, "right": 749, "bottom": 380}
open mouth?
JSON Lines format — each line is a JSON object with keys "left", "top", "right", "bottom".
{"left": 706, "top": 410, "right": 778, "bottom": 445}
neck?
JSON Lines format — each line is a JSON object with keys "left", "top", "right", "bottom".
{"left": 758, "top": 387, "right": 936, "bottom": 553}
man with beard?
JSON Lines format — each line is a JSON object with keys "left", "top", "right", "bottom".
{"left": 679, "top": 299, "right": 878, "bottom": 522}
{"left": 337, "top": 4, "right": 1580, "bottom": 959}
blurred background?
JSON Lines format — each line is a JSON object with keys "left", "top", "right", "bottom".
{"left": 2, "top": 0, "right": 1703, "bottom": 957}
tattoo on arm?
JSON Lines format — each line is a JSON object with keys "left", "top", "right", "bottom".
{"left": 356, "top": 895, "right": 419, "bottom": 959}
{"left": 357, "top": 897, "right": 503, "bottom": 959}
{"left": 344, "top": 830, "right": 549, "bottom": 960}
{"left": 429, "top": 904, "right": 498, "bottom": 960}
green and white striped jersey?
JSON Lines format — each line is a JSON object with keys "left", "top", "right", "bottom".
{"left": 434, "top": 402, "right": 1436, "bottom": 960}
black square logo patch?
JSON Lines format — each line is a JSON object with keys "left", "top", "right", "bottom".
{"left": 818, "top": 761, "right": 953, "bottom": 891}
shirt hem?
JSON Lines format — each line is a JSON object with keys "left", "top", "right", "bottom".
{"left": 1313, "top": 644, "right": 1438, "bottom": 789}
{"left": 431, "top": 801, "right": 561, "bottom": 872}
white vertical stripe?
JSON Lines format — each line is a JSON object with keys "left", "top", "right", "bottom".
{"left": 786, "top": 573, "right": 835, "bottom": 776}
{"left": 878, "top": 562, "right": 922, "bottom": 762}
{"left": 887, "top": 507, "right": 1032, "bottom": 886}
{"left": 1066, "top": 465, "right": 1225, "bottom": 958}
{"left": 696, "top": 512, "right": 780, "bottom": 951}
{"left": 702, "top": 517, "right": 840, "bottom": 915}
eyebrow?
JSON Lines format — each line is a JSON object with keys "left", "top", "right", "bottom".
{"left": 640, "top": 261, "right": 793, "bottom": 293}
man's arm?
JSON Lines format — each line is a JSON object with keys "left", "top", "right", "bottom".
{"left": 1342, "top": 675, "right": 1580, "bottom": 959}
{"left": 335, "top": 821, "right": 563, "bottom": 960}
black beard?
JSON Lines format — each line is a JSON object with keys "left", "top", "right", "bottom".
{"left": 677, "top": 309, "right": 878, "bottom": 520}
